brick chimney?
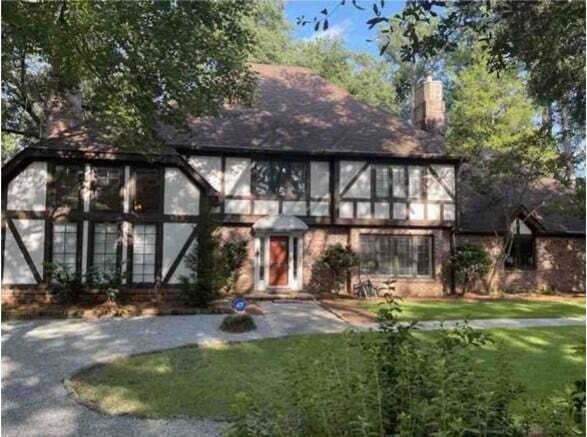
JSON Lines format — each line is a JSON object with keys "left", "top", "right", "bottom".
{"left": 412, "top": 74, "right": 445, "bottom": 133}
{"left": 45, "top": 91, "right": 83, "bottom": 138}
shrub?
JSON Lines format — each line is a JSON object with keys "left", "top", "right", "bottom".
{"left": 87, "top": 264, "right": 125, "bottom": 304}
{"left": 219, "top": 236, "right": 248, "bottom": 293}
{"left": 219, "top": 314, "right": 257, "bottom": 333}
{"left": 182, "top": 197, "right": 222, "bottom": 307}
{"left": 445, "top": 243, "right": 491, "bottom": 294}
{"left": 45, "top": 262, "right": 84, "bottom": 305}
{"left": 310, "top": 243, "right": 359, "bottom": 294}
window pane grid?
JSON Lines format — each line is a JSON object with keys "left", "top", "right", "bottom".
{"left": 359, "top": 235, "right": 433, "bottom": 278}
{"left": 252, "top": 161, "right": 307, "bottom": 199}
{"left": 94, "top": 167, "right": 122, "bottom": 211}
{"left": 93, "top": 223, "right": 119, "bottom": 274}
{"left": 133, "top": 169, "right": 160, "bottom": 212}
{"left": 52, "top": 223, "right": 77, "bottom": 272}
{"left": 132, "top": 224, "right": 157, "bottom": 283}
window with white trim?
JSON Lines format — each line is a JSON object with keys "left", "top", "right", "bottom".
{"left": 132, "top": 224, "right": 157, "bottom": 283}
{"left": 52, "top": 223, "right": 77, "bottom": 272}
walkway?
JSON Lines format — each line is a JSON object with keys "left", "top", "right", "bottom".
{"left": 2, "top": 301, "right": 584, "bottom": 437}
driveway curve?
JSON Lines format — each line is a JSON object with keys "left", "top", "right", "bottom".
{"left": 1, "top": 302, "right": 348, "bottom": 437}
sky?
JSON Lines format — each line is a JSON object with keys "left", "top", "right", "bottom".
{"left": 284, "top": 0, "right": 405, "bottom": 56}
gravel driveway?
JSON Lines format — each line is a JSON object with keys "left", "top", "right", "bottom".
{"left": 1, "top": 302, "right": 348, "bottom": 437}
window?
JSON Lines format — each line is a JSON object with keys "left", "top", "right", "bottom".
{"left": 92, "top": 223, "right": 119, "bottom": 274}
{"left": 374, "top": 166, "right": 389, "bottom": 198}
{"left": 408, "top": 167, "right": 422, "bottom": 199}
{"left": 392, "top": 167, "right": 406, "bottom": 198}
{"left": 359, "top": 235, "right": 433, "bottom": 277}
{"left": 92, "top": 167, "right": 123, "bottom": 211}
{"left": 133, "top": 168, "right": 161, "bottom": 213}
{"left": 53, "top": 165, "right": 83, "bottom": 209}
{"left": 132, "top": 224, "right": 157, "bottom": 283}
{"left": 252, "top": 161, "right": 307, "bottom": 198}
{"left": 52, "top": 223, "right": 77, "bottom": 272}
{"left": 505, "top": 219, "right": 535, "bottom": 269}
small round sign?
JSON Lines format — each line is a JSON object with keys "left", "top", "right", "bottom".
{"left": 232, "top": 297, "right": 247, "bottom": 312}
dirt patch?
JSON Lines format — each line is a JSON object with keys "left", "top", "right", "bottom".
{"left": 319, "top": 299, "right": 377, "bottom": 325}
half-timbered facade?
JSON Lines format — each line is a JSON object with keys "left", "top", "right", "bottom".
{"left": 2, "top": 64, "right": 584, "bottom": 303}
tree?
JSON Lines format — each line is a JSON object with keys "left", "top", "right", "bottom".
{"left": 286, "top": 37, "right": 399, "bottom": 114}
{"left": 446, "top": 47, "right": 537, "bottom": 155}
{"left": 300, "top": 1, "right": 586, "bottom": 130}
{"left": 2, "top": 1, "right": 257, "bottom": 150}
{"left": 247, "top": 0, "right": 292, "bottom": 64}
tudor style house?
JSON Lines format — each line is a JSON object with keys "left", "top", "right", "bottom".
{"left": 1, "top": 64, "right": 584, "bottom": 304}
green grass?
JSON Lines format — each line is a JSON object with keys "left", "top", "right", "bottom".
{"left": 361, "top": 299, "right": 586, "bottom": 321}
{"left": 71, "top": 326, "right": 585, "bottom": 419}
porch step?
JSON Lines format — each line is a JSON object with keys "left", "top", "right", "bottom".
{"left": 248, "top": 292, "right": 315, "bottom": 302}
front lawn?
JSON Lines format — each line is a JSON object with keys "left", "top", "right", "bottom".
{"left": 361, "top": 298, "right": 586, "bottom": 321}
{"left": 70, "top": 326, "right": 585, "bottom": 419}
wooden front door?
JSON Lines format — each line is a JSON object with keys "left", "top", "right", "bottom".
{"left": 269, "top": 236, "right": 289, "bottom": 286}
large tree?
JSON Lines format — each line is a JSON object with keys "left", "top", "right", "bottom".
{"left": 2, "top": 0, "right": 257, "bottom": 151}
{"left": 301, "top": 0, "right": 585, "bottom": 130}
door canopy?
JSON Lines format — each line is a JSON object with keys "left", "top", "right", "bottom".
{"left": 252, "top": 214, "right": 309, "bottom": 232}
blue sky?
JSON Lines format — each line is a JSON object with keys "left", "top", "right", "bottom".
{"left": 284, "top": 0, "right": 405, "bottom": 56}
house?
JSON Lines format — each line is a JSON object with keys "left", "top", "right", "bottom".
{"left": 1, "top": 64, "right": 584, "bottom": 304}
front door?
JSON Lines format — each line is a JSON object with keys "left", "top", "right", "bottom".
{"left": 269, "top": 236, "right": 289, "bottom": 286}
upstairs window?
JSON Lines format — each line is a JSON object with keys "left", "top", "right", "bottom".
{"left": 92, "top": 167, "right": 123, "bottom": 211}
{"left": 505, "top": 219, "right": 535, "bottom": 269}
{"left": 53, "top": 165, "right": 83, "bottom": 210}
{"left": 252, "top": 161, "right": 307, "bottom": 199}
{"left": 132, "top": 168, "right": 161, "bottom": 213}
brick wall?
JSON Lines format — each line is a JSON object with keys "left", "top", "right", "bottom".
{"left": 456, "top": 235, "right": 586, "bottom": 293}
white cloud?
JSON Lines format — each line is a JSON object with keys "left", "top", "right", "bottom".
{"left": 302, "top": 18, "right": 353, "bottom": 42}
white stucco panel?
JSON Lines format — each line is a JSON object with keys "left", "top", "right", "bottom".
{"left": 339, "top": 201, "right": 354, "bottom": 218}
{"left": 7, "top": 161, "right": 48, "bottom": 211}
{"left": 12, "top": 219, "right": 46, "bottom": 278}
{"left": 224, "top": 199, "right": 251, "bottom": 215}
{"left": 225, "top": 158, "right": 251, "bottom": 196}
{"left": 253, "top": 200, "right": 279, "bottom": 215}
{"left": 310, "top": 201, "right": 330, "bottom": 217}
{"left": 188, "top": 156, "right": 223, "bottom": 192}
{"left": 409, "top": 202, "right": 425, "bottom": 220}
{"left": 310, "top": 161, "right": 330, "bottom": 198}
{"left": 443, "top": 203, "right": 456, "bottom": 221}
{"left": 164, "top": 168, "right": 200, "bottom": 215}
{"left": 431, "top": 165, "right": 455, "bottom": 195}
{"left": 282, "top": 201, "right": 307, "bottom": 216}
{"left": 427, "top": 203, "right": 441, "bottom": 221}
{"left": 356, "top": 202, "right": 371, "bottom": 218}
{"left": 3, "top": 226, "right": 36, "bottom": 284}
{"left": 393, "top": 203, "right": 407, "bottom": 220}
{"left": 162, "top": 223, "right": 195, "bottom": 284}
{"left": 340, "top": 161, "right": 370, "bottom": 198}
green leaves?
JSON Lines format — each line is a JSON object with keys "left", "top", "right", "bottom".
{"left": 2, "top": 0, "right": 257, "bottom": 150}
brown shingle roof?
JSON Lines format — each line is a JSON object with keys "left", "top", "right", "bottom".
{"left": 163, "top": 64, "right": 447, "bottom": 157}
{"left": 459, "top": 166, "right": 585, "bottom": 235}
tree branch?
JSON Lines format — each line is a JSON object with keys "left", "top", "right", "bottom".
{"left": 1, "top": 127, "right": 40, "bottom": 138}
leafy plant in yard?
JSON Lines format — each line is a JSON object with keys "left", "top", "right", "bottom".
{"left": 45, "top": 262, "right": 85, "bottom": 305}
{"left": 310, "top": 243, "right": 359, "bottom": 294}
{"left": 87, "top": 264, "right": 126, "bottom": 304}
{"left": 182, "top": 197, "right": 222, "bottom": 307}
{"left": 219, "top": 314, "right": 256, "bottom": 334}
{"left": 218, "top": 236, "right": 248, "bottom": 294}
{"left": 445, "top": 244, "right": 491, "bottom": 295}
{"left": 225, "top": 296, "right": 580, "bottom": 436}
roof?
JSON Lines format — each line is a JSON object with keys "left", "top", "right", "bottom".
{"left": 458, "top": 167, "right": 585, "bottom": 236}
{"left": 162, "top": 64, "right": 448, "bottom": 158}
